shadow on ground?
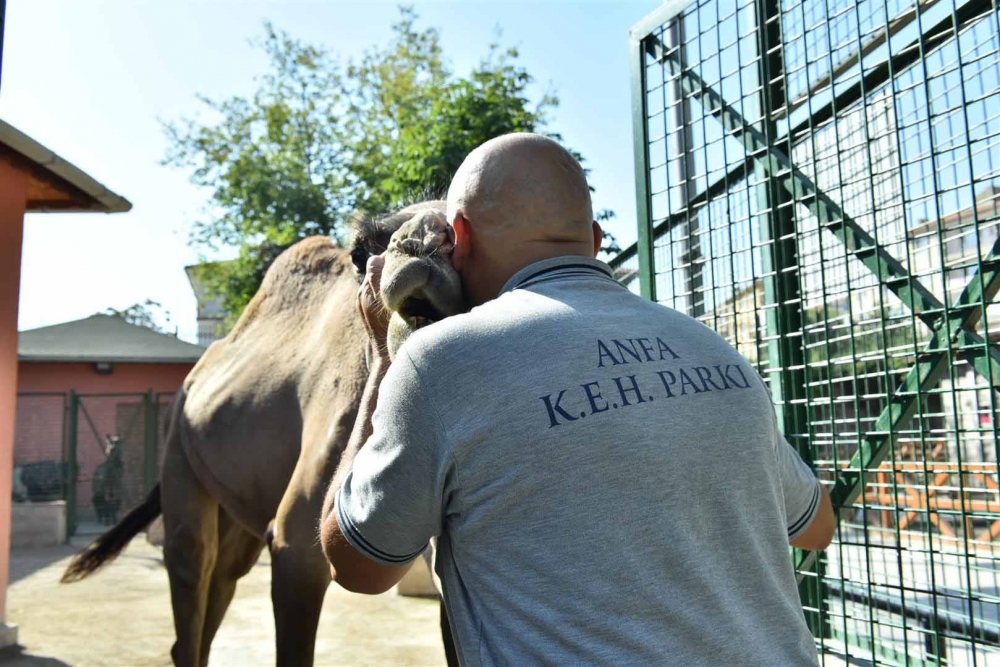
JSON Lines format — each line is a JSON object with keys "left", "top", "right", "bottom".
{"left": 0, "top": 646, "right": 73, "bottom": 666}
{"left": 7, "top": 546, "right": 77, "bottom": 586}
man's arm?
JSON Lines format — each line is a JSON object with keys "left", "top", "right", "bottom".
{"left": 790, "top": 485, "right": 835, "bottom": 551}
{"left": 320, "top": 356, "right": 412, "bottom": 594}
{"left": 774, "top": 424, "right": 836, "bottom": 551}
{"left": 319, "top": 255, "right": 412, "bottom": 595}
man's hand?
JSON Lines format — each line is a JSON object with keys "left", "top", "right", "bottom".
{"left": 359, "top": 254, "right": 391, "bottom": 361}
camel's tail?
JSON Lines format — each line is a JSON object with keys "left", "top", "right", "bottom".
{"left": 60, "top": 483, "right": 161, "bottom": 583}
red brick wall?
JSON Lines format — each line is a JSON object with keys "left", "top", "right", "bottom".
{"left": 13, "top": 394, "right": 63, "bottom": 466}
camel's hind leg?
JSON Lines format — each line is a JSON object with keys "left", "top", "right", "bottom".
{"left": 199, "top": 509, "right": 266, "bottom": 666}
{"left": 161, "top": 436, "right": 218, "bottom": 667}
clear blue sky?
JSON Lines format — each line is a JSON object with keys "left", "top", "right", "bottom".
{"left": 2, "top": 0, "right": 659, "bottom": 343}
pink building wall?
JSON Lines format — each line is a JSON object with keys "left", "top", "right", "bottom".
{"left": 17, "top": 361, "right": 191, "bottom": 395}
{"left": 0, "top": 161, "right": 29, "bottom": 624}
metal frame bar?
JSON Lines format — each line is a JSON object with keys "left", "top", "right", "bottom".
{"left": 750, "top": 0, "right": 827, "bottom": 636}
{"left": 783, "top": 0, "right": 944, "bottom": 114}
{"left": 608, "top": 164, "right": 747, "bottom": 275}
{"left": 66, "top": 391, "right": 77, "bottom": 540}
{"left": 630, "top": 28, "right": 656, "bottom": 300}
{"left": 829, "top": 581, "right": 960, "bottom": 664}
{"left": 650, "top": 35, "right": 951, "bottom": 328}
{"left": 611, "top": 0, "right": 994, "bottom": 280}
{"left": 76, "top": 399, "right": 105, "bottom": 457}
{"left": 144, "top": 388, "right": 157, "bottom": 494}
{"left": 785, "top": 0, "right": 995, "bottom": 150}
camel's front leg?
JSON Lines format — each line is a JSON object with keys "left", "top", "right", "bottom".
{"left": 268, "top": 468, "right": 332, "bottom": 667}
{"left": 268, "top": 405, "right": 350, "bottom": 667}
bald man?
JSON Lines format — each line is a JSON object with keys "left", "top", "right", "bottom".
{"left": 321, "top": 133, "right": 833, "bottom": 666}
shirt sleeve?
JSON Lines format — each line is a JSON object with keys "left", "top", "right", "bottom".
{"left": 776, "top": 431, "right": 822, "bottom": 542}
{"left": 335, "top": 350, "right": 449, "bottom": 567}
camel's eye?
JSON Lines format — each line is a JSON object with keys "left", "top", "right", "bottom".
{"left": 351, "top": 245, "right": 370, "bottom": 275}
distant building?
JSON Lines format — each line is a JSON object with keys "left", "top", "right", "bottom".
{"left": 185, "top": 265, "right": 227, "bottom": 347}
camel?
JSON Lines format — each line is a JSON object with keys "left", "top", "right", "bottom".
{"left": 62, "top": 201, "right": 463, "bottom": 667}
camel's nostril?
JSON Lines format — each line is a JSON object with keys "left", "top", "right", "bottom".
{"left": 393, "top": 237, "right": 423, "bottom": 257}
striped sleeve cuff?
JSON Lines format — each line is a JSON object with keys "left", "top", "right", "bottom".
{"left": 787, "top": 481, "right": 822, "bottom": 541}
{"left": 335, "top": 486, "right": 425, "bottom": 567}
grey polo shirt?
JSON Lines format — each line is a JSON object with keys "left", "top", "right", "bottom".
{"left": 336, "top": 256, "right": 821, "bottom": 666}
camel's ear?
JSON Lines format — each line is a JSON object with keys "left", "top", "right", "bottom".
{"left": 349, "top": 217, "right": 392, "bottom": 277}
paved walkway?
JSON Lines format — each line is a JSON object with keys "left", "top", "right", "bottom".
{"left": 3, "top": 538, "right": 446, "bottom": 666}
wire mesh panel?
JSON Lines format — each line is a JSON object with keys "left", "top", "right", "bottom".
{"left": 621, "top": 0, "right": 1000, "bottom": 663}
{"left": 72, "top": 394, "right": 155, "bottom": 533}
{"left": 610, "top": 248, "right": 643, "bottom": 295}
{"left": 13, "top": 393, "right": 67, "bottom": 505}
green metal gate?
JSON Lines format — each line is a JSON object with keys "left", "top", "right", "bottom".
{"left": 64, "top": 391, "right": 170, "bottom": 538}
{"left": 14, "top": 390, "right": 173, "bottom": 541}
{"left": 619, "top": 0, "right": 1000, "bottom": 663}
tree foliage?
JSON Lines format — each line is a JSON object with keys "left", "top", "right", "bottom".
{"left": 164, "top": 7, "right": 615, "bottom": 321}
{"left": 103, "top": 300, "right": 173, "bottom": 334}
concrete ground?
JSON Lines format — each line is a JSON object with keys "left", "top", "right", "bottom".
{"left": 2, "top": 538, "right": 446, "bottom": 667}
{"left": 0, "top": 536, "right": 886, "bottom": 667}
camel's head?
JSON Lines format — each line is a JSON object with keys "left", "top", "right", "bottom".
{"left": 350, "top": 201, "right": 464, "bottom": 359}
{"left": 103, "top": 435, "right": 122, "bottom": 458}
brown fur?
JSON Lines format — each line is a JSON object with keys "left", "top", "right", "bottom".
{"left": 62, "top": 205, "right": 460, "bottom": 667}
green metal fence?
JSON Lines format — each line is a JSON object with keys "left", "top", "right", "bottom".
{"left": 618, "top": 0, "right": 1000, "bottom": 663}
{"left": 14, "top": 390, "right": 173, "bottom": 540}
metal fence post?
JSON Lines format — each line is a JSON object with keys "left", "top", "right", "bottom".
{"left": 65, "top": 390, "right": 78, "bottom": 541}
{"left": 144, "top": 388, "right": 157, "bottom": 493}
{"left": 752, "top": 0, "right": 827, "bottom": 639}
{"left": 630, "top": 29, "right": 656, "bottom": 302}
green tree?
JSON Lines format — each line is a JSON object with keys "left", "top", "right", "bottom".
{"left": 164, "top": 7, "right": 615, "bottom": 321}
{"left": 103, "top": 299, "right": 173, "bottom": 334}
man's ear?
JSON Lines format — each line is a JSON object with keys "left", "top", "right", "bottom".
{"left": 452, "top": 213, "right": 473, "bottom": 271}
{"left": 592, "top": 220, "right": 603, "bottom": 258}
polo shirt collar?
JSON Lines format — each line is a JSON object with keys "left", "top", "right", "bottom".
{"left": 499, "top": 256, "right": 616, "bottom": 296}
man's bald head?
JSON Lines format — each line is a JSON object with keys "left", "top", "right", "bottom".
{"left": 446, "top": 133, "right": 594, "bottom": 243}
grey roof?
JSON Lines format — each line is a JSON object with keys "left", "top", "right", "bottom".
{"left": 18, "top": 315, "right": 205, "bottom": 363}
